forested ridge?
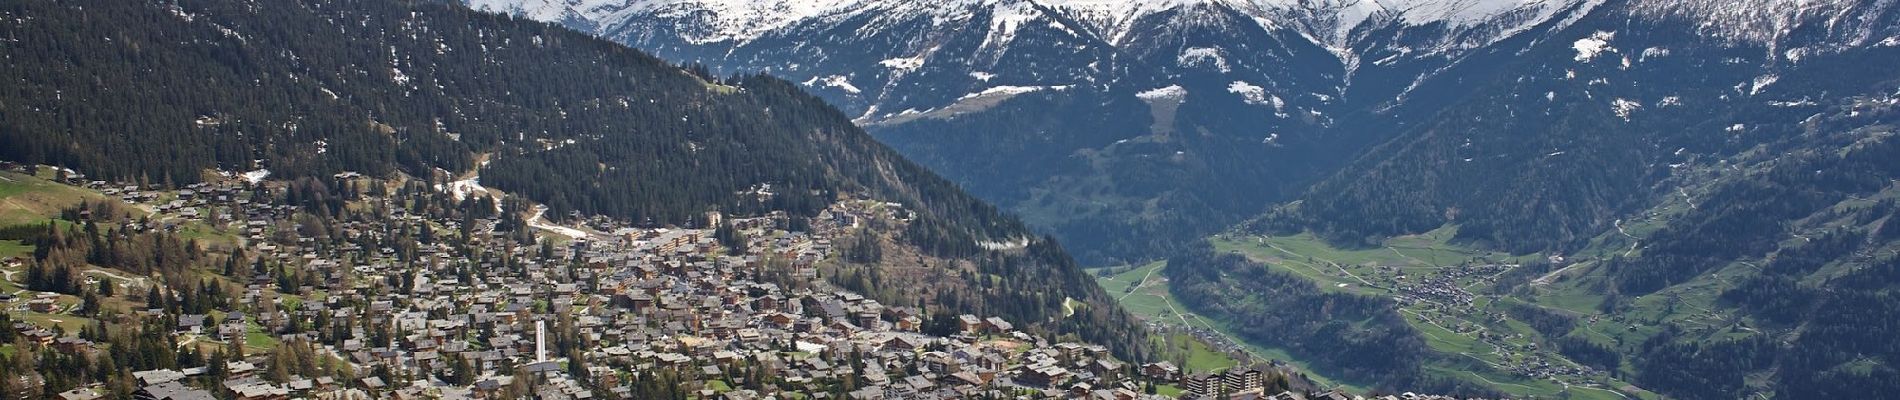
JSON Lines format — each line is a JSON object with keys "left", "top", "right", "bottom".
{"left": 1609, "top": 126, "right": 1900, "bottom": 399}
{"left": 1219, "top": 1, "right": 1900, "bottom": 397}
{"left": 0, "top": 0, "right": 1149, "bottom": 359}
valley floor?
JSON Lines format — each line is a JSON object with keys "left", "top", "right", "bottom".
{"left": 1097, "top": 227, "right": 1669, "bottom": 399}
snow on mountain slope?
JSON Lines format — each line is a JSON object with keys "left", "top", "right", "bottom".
{"left": 461, "top": 0, "right": 1628, "bottom": 124}
{"left": 470, "top": 0, "right": 867, "bottom": 43}
{"left": 473, "top": 0, "right": 1587, "bottom": 50}
{"left": 1627, "top": 0, "right": 1885, "bottom": 45}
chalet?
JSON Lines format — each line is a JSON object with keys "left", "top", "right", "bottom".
{"left": 222, "top": 378, "right": 290, "bottom": 400}
{"left": 1016, "top": 364, "right": 1072, "bottom": 388}
{"left": 29, "top": 297, "right": 60, "bottom": 313}
{"left": 55, "top": 336, "right": 93, "bottom": 353}
{"left": 57, "top": 387, "right": 104, "bottom": 400}
{"left": 134, "top": 369, "right": 187, "bottom": 386}
{"left": 177, "top": 314, "right": 208, "bottom": 334}
{"left": 983, "top": 317, "right": 1013, "bottom": 333}
{"left": 958, "top": 315, "right": 982, "bottom": 333}
{"left": 1141, "top": 361, "right": 1181, "bottom": 381}
{"left": 23, "top": 329, "right": 55, "bottom": 346}
{"left": 878, "top": 335, "right": 922, "bottom": 353}
{"left": 137, "top": 381, "right": 216, "bottom": 400}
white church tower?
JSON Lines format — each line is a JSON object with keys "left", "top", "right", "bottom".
{"left": 535, "top": 319, "right": 547, "bottom": 362}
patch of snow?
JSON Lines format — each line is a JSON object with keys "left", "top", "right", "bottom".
{"left": 526, "top": 205, "right": 588, "bottom": 240}
{"left": 1627, "top": 0, "right": 1865, "bottom": 45}
{"left": 1227, "top": 81, "right": 1269, "bottom": 105}
{"left": 1178, "top": 47, "right": 1231, "bottom": 73}
{"left": 1657, "top": 96, "right": 1682, "bottom": 107}
{"left": 981, "top": 0, "right": 1043, "bottom": 51}
{"left": 878, "top": 56, "right": 926, "bottom": 73}
{"left": 1572, "top": 31, "right": 1615, "bottom": 63}
{"left": 959, "top": 85, "right": 1070, "bottom": 100}
{"left": 976, "top": 237, "right": 1029, "bottom": 251}
{"left": 1727, "top": 123, "right": 1747, "bottom": 133}
{"left": 1783, "top": 47, "right": 1810, "bottom": 63}
{"left": 969, "top": 71, "right": 996, "bottom": 82}
{"left": 1611, "top": 98, "right": 1642, "bottom": 121}
{"left": 1640, "top": 47, "right": 1671, "bottom": 61}
{"left": 242, "top": 169, "right": 271, "bottom": 185}
{"left": 818, "top": 75, "right": 862, "bottom": 94}
{"left": 1749, "top": 74, "right": 1778, "bottom": 95}
{"left": 1136, "top": 85, "right": 1187, "bottom": 101}
{"left": 438, "top": 176, "right": 491, "bottom": 202}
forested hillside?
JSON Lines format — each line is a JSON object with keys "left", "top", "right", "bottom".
{"left": 1163, "top": 244, "right": 1498, "bottom": 397}
{"left": 0, "top": 0, "right": 1148, "bottom": 359}
{"left": 1241, "top": 35, "right": 1900, "bottom": 400}
{"left": 1213, "top": 1, "right": 1900, "bottom": 397}
{"left": 1593, "top": 98, "right": 1900, "bottom": 399}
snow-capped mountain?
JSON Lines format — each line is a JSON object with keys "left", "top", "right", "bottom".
{"left": 467, "top": 0, "right": 1600, "bottom": 119}
{"left": 466, "top": 0, "right": 1900, "bottom": 267}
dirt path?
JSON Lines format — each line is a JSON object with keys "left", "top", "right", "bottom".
{"left": 1117, "top": 265, "right": 1164, "bottom": 302}
{"left": 1263, "top": 241, "right": 1376, "bottom": 287}
{"left": 1462, "top": 371, "right": 1544, "bottom": 393}
{"left": 526, "top": 206, "right": 589, "bottom": 240}
{"left": 1533, "top": 261, "right": 1590, "bottom": 286}
{"left": 1387, "top": 246, "right": 1433, "bottom": 266}
{"left": 1614, "top": 219, "right": 1642, "bottom": 257}
{"left": 85, "top": 268, "right": 147, "bottom": 287}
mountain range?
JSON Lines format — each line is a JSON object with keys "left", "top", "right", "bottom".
{"left": 469, "top": 0, "right": 1900, "bottom": 265}
{"left": 11, "top": 0, "right": 1894, "bottom": 397}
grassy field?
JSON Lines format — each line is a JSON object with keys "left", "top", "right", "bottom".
{"left": 19, "top": 311, "right": 95, "bottom": 332}
{"left": 0, "top": 171, "right": 107, "bottom": 228}
{"left": 1098, "top": 261, "right": 1174, "bottom": 319}
{"left": 1092, "top": 261, "right": 1369, "bottom": 392}
{"left": 1202, "top": 230, "right": 1658, "bottom": 399}
{"left": 1173, "top": 333, "right": 1238, "bottom": 373}
{"left": 1154, "top": 384, "right": 1184, "bottom": 397}
{"left": 247, "top": 321, "right": 280, "bottom": 350}
{"left": 0, "top": 240, "right": 30, "bottom": 258}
